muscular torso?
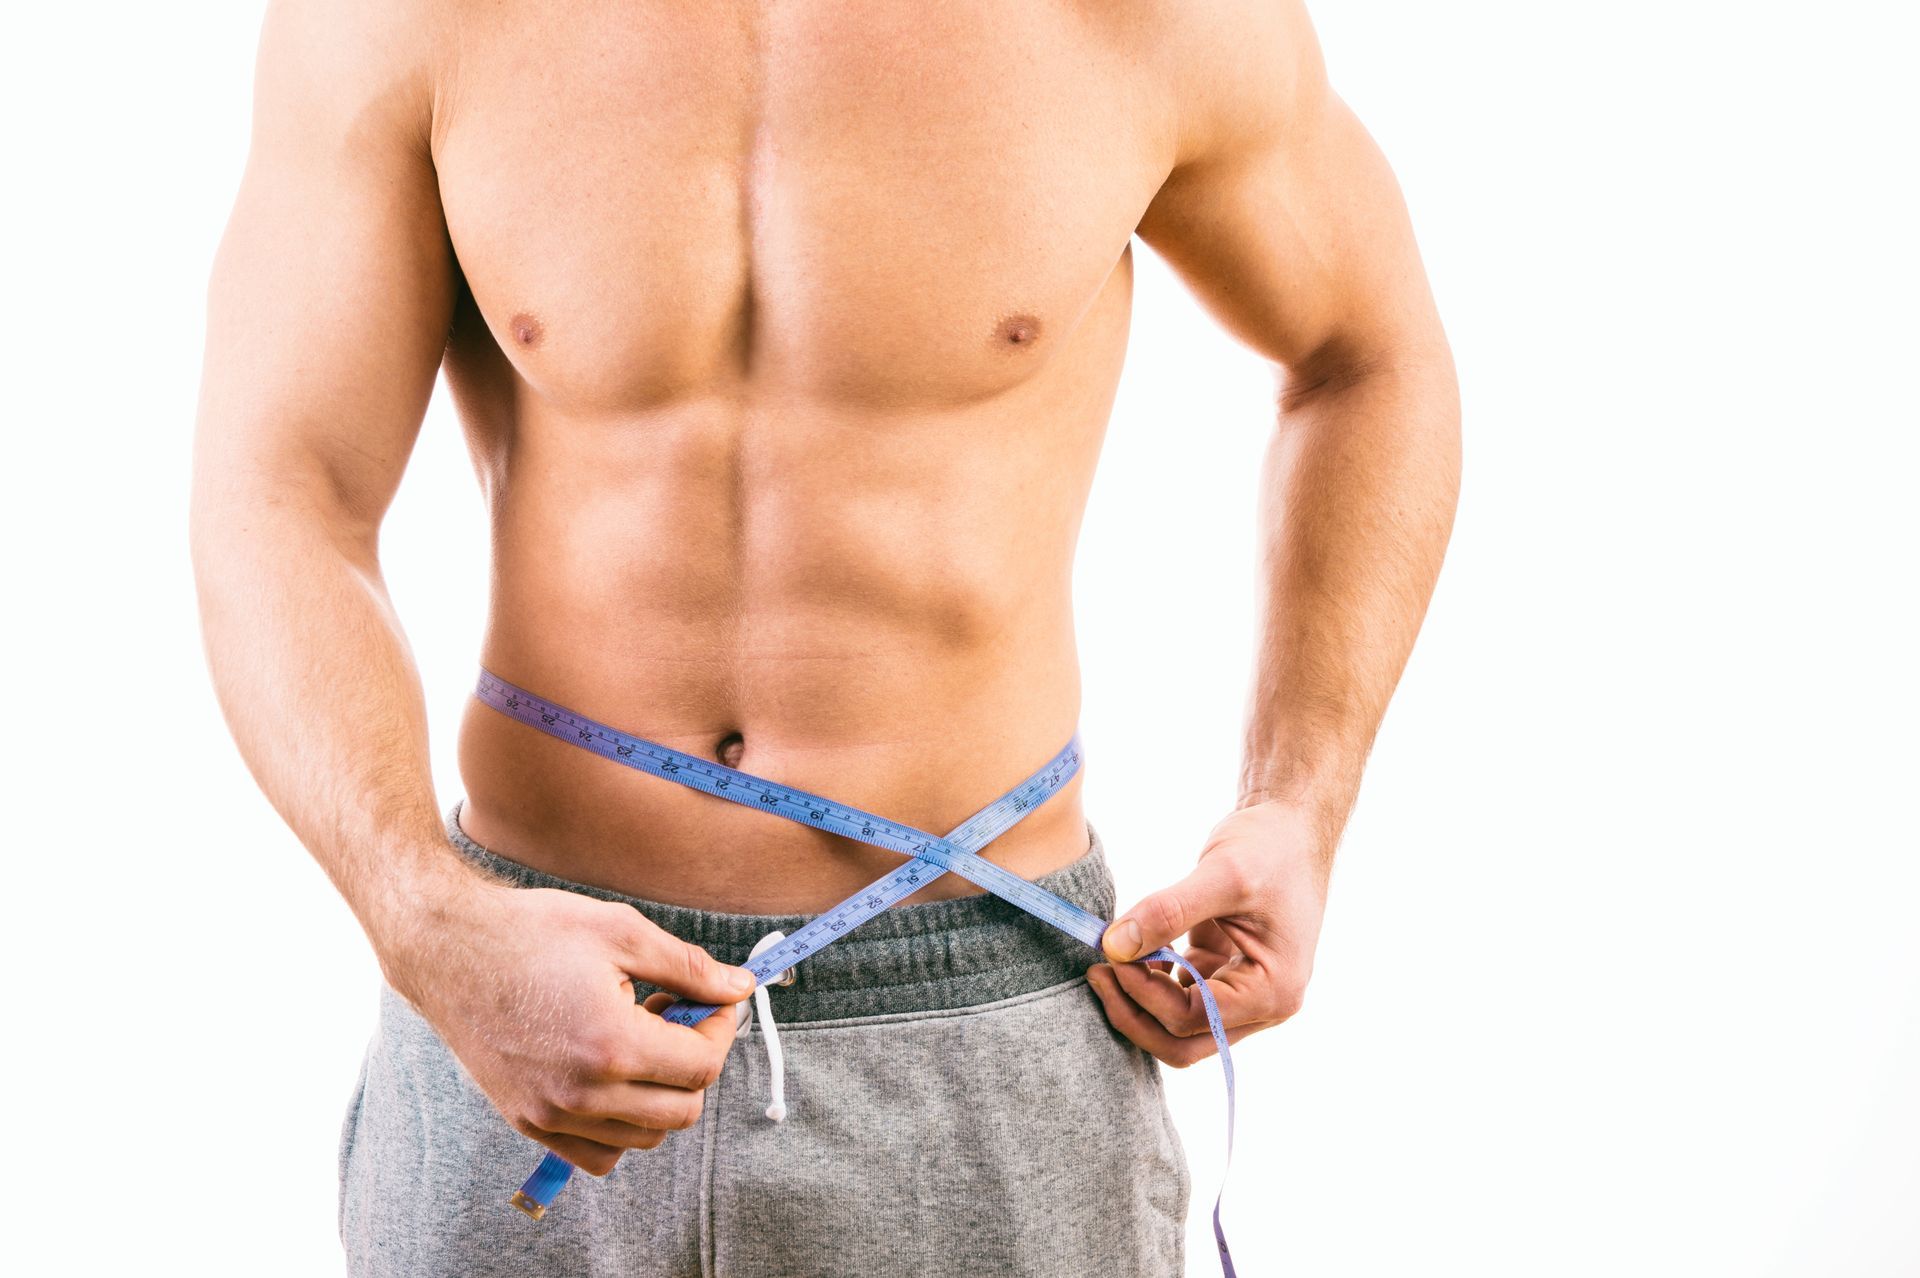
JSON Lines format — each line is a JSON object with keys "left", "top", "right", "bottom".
{"left": 441, "top": 0, "right": 1178, "bottom": 911}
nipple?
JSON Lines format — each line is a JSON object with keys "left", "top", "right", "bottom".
{"left": 994, "top": 313, "right": 1041, "bottom": 348}
{"left": 509, "top": 312, "right": 544, "bottom": 348}
{"left": 715, "top": 731, "right": 745, "bottom": 769}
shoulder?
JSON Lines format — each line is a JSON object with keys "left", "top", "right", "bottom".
{"left": 250, "top": 0, "right": 455, "bottom": 153}
{"left": 1126, "top": 0, "right": 1331, "bottom": 171}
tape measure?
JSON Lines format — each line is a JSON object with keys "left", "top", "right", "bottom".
{"left": 475, "top": 669, "right": 1240, "bottom": 1276}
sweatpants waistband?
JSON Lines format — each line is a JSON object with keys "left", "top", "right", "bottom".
{"left": 443, "top": 802, "right": 1114, "bottom": 1022}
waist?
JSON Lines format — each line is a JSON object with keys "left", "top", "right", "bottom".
{"left": 455, "top": 652, "right": 1088, "bottom": 911}
{"left": 444, "top": 801, "right": 1115, "bottom": 1021}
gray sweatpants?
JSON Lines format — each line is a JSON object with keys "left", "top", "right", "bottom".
{"left": 338, "top": 805, "right": 1191, "bottom": 1277}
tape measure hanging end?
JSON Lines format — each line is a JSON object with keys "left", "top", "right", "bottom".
{"left": 510, "top": 1152, "right": 574, "bottom": 1219}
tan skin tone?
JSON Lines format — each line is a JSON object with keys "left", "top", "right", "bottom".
{"left": 193, "top": 0, "right": 1457, "bottom": 1176}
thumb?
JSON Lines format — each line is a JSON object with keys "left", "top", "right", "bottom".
{"left": 618, "top": 913, "right": 756, "bottom": 1005}
{"left": 1103, "top": 858, "right": 1240, "bottom": 962}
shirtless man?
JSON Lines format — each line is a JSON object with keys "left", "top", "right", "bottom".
{"left": 192, "top": 0, "right": 1458, "bottom": 1272}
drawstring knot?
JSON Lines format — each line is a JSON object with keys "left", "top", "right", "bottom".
{"left": 739, "top": 930, "right": 793, "bottom": 1122}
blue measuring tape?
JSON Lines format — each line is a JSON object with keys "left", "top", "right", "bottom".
{"left": 475, "top": 669, "right": 1239, "bottom": 1275}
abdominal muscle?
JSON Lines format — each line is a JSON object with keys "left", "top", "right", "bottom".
{"left": 450, "top": 298, "right": 1125, "bottom": 915}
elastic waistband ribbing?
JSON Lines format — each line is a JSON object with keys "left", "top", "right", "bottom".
{"left": 443, "top": 802, "right": 1114, "bottom": 1022}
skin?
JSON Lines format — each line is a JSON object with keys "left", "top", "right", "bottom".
{"left": 192, "top": 0, "right": 1458, "bottom": 1177}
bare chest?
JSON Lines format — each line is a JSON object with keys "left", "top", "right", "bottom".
{"left": 434, "top": 0, "right": 1171, "bottom": 413}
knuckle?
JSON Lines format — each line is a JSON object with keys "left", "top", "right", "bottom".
{"left": 527, "top": 1096, "right": 570, "bottom": 1131}
{"left": 548, "top": 1076, "right": 593, "bottom": 1117}
{"left": 690, "top": 1051, "right": 726, "bottom": 1090}
{"left": 589, "top": 897, "right": 636, "bottom": 938}
{"left": 1141, "top": 893, "right": 1185, "bottom": 941}
{"left": 632, "top": 1129, "right": 667, "bottom": 1151}
{"left": 549, "top": 1066, "right": 599, "bottom": 1112}
{"left": 671, "top": 1091, "right": 705, "bottom": 1130}
{"left": 1273, "top": 981, "right": 1307, "bottom": 1021}
{"left": 573, "top": 1033, "right": 620, "bottom": 1080}
{"left": 1211, "top": 856, "right": 1254, "bottom": 900}
{"left": 578, "top": 1148, "right": 620, "bottom": 1177}
{"left": 654, "top": 1050, "right": 717, "bottom": 1092}
{"left": 649, "top": 939, "right": 707, "bottom": 995}
{"left": 614, "top": 908, "right": 659, "bottom": 954}
{"left": 603, "top": 898, "right": 644, "bottom": 930}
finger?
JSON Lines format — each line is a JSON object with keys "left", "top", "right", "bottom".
{"left": 1086, "top": 965, "right": 1271, "bottom": 1069}
{"left": 563, "top": 1081, "right": 705, "bottom": 1137}
{"left": 618, "top": 1000, "right": 740, "bottom": 1090}
{"left": 1152, "top": 944, "right": 1305, "bottom": 1028}
{"left": 1121, "top": 955, "right": 1282, "bottom": 1036}
{"left": 1175, "top": 944, "right": 1234, "bottom": 985}
{"left": 535, "top": 1111, "right": 673, "bottom": 1152}
{"left": 1089, "top": 963, "right": 1223, "bottom": 1066}
{"left": 1111, "top": 955, "right": 1269, "bottom": 1036}
{"left": 1102, "top": 856, "right": 1249, "bottom": 962}
{"left": 646, "top": 987, "right": 753, "bottom": 1031}
{"left": 616, "top": 912, "right": 757, "bottom": 1006}
{"left": 1188, "top": 919, "right": 1235, "bottom": 958}
{"left": 1173, "top": 955, "right": 1231, "bottom": 988}
{"left": 1111, "top": 958, "right": 1210, "bottom": 1035}
{"left": 520, "top": 1128, "right": 626, "bottom": 1178}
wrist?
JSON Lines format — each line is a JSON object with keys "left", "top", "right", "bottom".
{"left": 1235, "top": 754, "right": 1362, "bottom": 863}
{"left": 359, "top": 845, "right": 502, "bottom": 1007}
{"left": 1236, "top": 757, "right": 1356, "bottom": 818}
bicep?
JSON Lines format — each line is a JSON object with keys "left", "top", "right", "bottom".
{"left": 1136, "top": 7, "right": 1446, "bottom": 385}
{"left": 195, "top": 0, "right": 455, "bottom": 544}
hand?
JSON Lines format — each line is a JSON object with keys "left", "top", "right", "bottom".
{"left": 380, "top": 870, "right": 755, "bottom": 1175}
{"left": 1090, "top": 801, "right": 1330, "bottom": 1067}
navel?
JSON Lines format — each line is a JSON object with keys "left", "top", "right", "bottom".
{"left": 715, "top": 731, "right": 746, "bottom": 769}
{"left": 993, "top": 313, "right": 1042, "bottom": 349}
{"left": 508, "top": 312, "right": 544, "bottom": 348}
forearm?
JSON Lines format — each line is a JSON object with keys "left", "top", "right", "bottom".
{"left": 1239, "top": 352, "right": 1461, "bottom": 849}
{"left": 190, "top": 489, "right": 484, "bottom": 986}
{"left": 190, "top": 486, "right": 754, "bottom": 1171}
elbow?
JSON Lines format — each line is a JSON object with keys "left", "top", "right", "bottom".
{"left": 187, "top": 452, "right": 262, "bottom": 582}
{"left": 1278, "top": 338, "right": 1460, "bottom": 467}
{"left": 1277, "top": 332, "right": 1456, "bottom": 416}
{"left": 187, "top": 467, "right": 263, "bottom": 621}
{"left": 187, "top": 456, "right": 381, "bottom": 596}
{"left": 1275, "top": 336, "right": 1462, "bottom": 508}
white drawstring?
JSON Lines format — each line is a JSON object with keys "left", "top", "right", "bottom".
{"left": 739, "top": 931, "right": 792, "bottom": 1123}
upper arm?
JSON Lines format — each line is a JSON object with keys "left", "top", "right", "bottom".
{"left": 1136, "top": 0, "right": 1449, "bottom": 392}
{"left": 194, "top": 0, "right": 455, "bottom": 548}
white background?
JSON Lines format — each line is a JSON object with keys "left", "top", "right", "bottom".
{"left": 5, "top": 2, "right": 1916, "bottom": 1274}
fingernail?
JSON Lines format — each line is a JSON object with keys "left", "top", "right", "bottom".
{"left": 1107, "top": 918, "right": 1141, "bottom": 961}
{"left": 730, "top": 968, "right": 756, "bottom": 994}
